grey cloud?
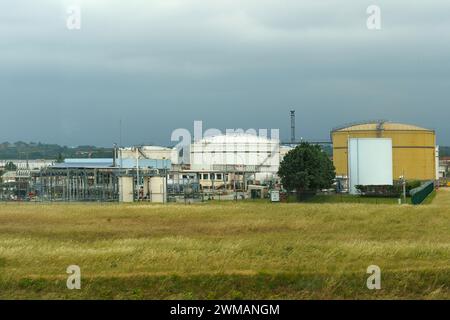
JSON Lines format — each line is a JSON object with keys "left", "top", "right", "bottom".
{"left": 0, "top": 0, "right": 449, "bottom": 146}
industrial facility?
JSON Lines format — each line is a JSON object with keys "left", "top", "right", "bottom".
{"left": 0, "top": 134, "right": 286, "bottom": 203}
{"left": 0, "top": 116, "right": 444, "bottom": 203}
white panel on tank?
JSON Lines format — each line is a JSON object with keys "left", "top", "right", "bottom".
{"left": 348, "top": 138, "right": 393, "bottom": 194}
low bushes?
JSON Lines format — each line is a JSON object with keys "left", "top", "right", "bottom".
{"left": 355, "top": 185, "right": 402, "bottom": 198}
{"left": 356, "top": 180, "right": 426, "bottom": 198}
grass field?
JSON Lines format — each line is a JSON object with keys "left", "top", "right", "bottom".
{"left": 290, "top": 194, "right": 412, "bottom": 204}
{"left": 0, "top": 189, "right": 448, "bottom": 299}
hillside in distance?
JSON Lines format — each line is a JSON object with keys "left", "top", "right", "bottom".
{"left": 0, "top": 141, "right": 448, "bottom": 160}
{"left": 0, "top": 142, "right": 113, "bottom": 160}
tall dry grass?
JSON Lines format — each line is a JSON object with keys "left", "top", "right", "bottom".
{"left": 0, "top": 189, "right": 449, "bottom": 299}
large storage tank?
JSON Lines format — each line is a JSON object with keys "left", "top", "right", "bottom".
{"left": 331, "top": 121, "right": 436, "bottom": 181}
{"left": 190, "top": 133, "right": 280, "bottom": 181}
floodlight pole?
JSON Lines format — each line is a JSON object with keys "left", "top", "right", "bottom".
{"left": 402, "top": 169, "right": 406, "bottom": 204}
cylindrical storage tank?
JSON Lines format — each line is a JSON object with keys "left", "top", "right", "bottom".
{"left": 190, "top": 133, "right": 280, "bottom": 174}
{"left": 331, "top": 121, "right": 436, "bottom": 181}
{"left": 119, "top": 176, "right": 134, "bottom": 202}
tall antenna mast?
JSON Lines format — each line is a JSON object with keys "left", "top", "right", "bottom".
{"left": 290, "top": 110, "right": 295, "bottom": 143}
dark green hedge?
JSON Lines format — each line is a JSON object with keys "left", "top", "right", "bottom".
{"left": 355, "top": 184, "right": 402, "bottom": 198}
{"left": 410, "top": 181, "right": 435, "bottom": 205}
{"left": 355, "top": 180, "right": 425, "bottom": 198}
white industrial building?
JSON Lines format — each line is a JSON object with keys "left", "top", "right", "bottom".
{"left": 279, "top": 145, "right": 293, "bottom": 160}
{"left": 119, "top": 146, "right": 177, "bottom": 162}
{"left": 0, "top": 160, "right": 54, "bottom": 170}
{"left": 126, "top": 134, "right": 292, "bottom": 195}
{"left": 190, "top": 133, "right": 280, "bottom": 184}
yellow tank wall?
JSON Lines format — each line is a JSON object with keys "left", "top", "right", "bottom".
{"left": 332, "top": 130, "right": 436, "bottom": 181}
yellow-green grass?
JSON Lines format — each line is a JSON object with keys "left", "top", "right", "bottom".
{"left": 290, "top": 194, "right": 411, "bottom": 204}
{"left": 0, "top": 189, "right": 449, "bottom": 299}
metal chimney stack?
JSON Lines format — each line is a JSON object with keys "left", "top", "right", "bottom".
{"left": 290, "top": 110, "right": 295, "bottom": 143}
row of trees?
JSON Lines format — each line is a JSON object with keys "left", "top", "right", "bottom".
{"left": 3, "top": 162, "right": 17, "bottom": 171}
{"left": 0, "top": 162, "right": 17, "bottom": 181}
{"left": 0, "top": 142, "right": 113, "bottom": 160}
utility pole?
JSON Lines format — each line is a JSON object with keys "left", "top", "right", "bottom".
{"left": 233, "top": 171, "right": 237, "bottom": 201}
{"left": 401, "top": 170, "right": 406, "bottom": 204}
{"left": 113, "top": 143, "right": 117, "bottom": 167}
{"left": 136, "top": 147, "right": 140, "bottom": 201}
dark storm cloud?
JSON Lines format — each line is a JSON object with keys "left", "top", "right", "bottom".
{"left": 0, "top": 0, "right": 449, "bottom": 146}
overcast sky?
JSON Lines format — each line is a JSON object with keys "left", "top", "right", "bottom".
{"left": 1, "top": 0, "right": 449, "bottom": 146}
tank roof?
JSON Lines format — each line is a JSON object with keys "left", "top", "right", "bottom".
{"left": 197, "top": 133, "right": 279, "bottom": 144}
{"left": 332, "top": 121, "right": 433, "bottom": 133}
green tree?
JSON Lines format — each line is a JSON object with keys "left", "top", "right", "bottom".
{"left": 56, "top": 153, "right": 64, "bottom": 163}
{"left": 4, "top": 161, "right": 17, "bottom": 171}
{"left": 278, "top": 142, "right": 335, "bottom": 196}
